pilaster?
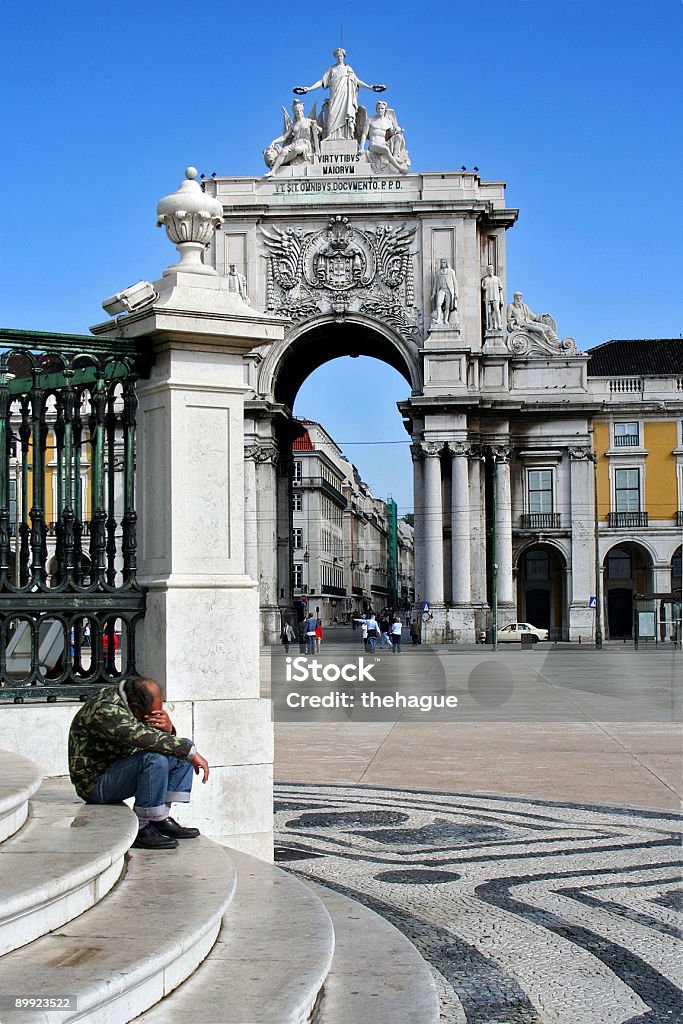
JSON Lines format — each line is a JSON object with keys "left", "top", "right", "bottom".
{"left": 568, "top": 446, "right": 596, "bottom": 640}
{"left": 493, "top": 446, "right": 514, "bottom": 607}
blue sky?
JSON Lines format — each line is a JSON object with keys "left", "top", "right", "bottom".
{"left": 2, "top": 1, "right": 681, "bottom": 516}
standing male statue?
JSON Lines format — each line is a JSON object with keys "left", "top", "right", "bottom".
{"left": 359, "top": 101, "right": 410, "bottom": 174}
{"left": 506, "top": 291, "right": 559, "bottom": 342}
{"left": 294, "top": 48, "right": 385, "bottom": 141}
{"left": 227, "top": 264, "right": 249, "bottom": 304}
{"left": 481, "top": 264, "right": 504, "bottom": 331}
{"left": 431, "top": 258, "right": 459, "bottom": 327}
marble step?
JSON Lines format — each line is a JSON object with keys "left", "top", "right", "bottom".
{"left": 307, "top": 881, "right": 440, "bottom": 1024}
{"left": 0, "top": 822, "right": 236, "bottom": 1023}
{"left": 136, "top": 848, "right": 336, "bottom": 1024}
{"left": 0, "top": 749, "right": 42, "bottom": 844}
{"left": 0, "top": 778, "right": 138, "bottom": 956}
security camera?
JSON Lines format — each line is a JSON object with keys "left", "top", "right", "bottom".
{"left": 102, "top": 281, "right": 157, "bottom": 316}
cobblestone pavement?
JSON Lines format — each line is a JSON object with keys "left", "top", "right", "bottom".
{"left": 274, "top": 784, "right": 683, "bottom": 1023}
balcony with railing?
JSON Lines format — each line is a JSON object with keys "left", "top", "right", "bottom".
{"left": 613, "top": 434, "right": 639, "bottom": 447}
{"left": 607, "top": 512, "right": 649, "bottom": 528}
{"left": 519, "top": 513, "right": 562, "bottom": 530}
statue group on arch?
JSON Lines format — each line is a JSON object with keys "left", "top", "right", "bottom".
{"left": 263, "top": 48, "right": 410, "bottom": 176}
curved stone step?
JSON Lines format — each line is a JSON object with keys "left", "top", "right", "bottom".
{"left": 0, "top": 749, "right": 42, "bottom": 844}
{"left": 0, "top": 779, "right": 138, "bottom": 956}
{"left": 307, "top": 881, "right": 440, "bottom": 1024}
{"left": 136, "top": 848, "right": 336, "bottom": 1024}
{"left": 0, "top": 822, "right": 236, "bottom": 1023}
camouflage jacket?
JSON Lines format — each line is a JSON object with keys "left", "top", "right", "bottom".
{"left": 68, "top": 683, "right": 194, "bottom": 800}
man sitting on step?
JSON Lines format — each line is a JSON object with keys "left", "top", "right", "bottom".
{"left": 68, "top": 676, "right": 210, "bottom": 850}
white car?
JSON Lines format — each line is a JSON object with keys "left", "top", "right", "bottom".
{"left": 497, "top": 622, "right": 548, "bottom": 643}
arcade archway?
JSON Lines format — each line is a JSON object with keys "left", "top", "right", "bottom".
{"left": 245, "top": 317, "right": 419, "bottom": 642}
{"left": 515, "top": 542, "right": 568, "bottom": 638}
{"left": 602, "top": 542, "right": 654, "bottom": 640}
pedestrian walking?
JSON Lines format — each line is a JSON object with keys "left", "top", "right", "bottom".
{"left": 390, "top": 616, "right": 403, "bottom": 653}
{"left": 280, "top": 619, "right": 295, "bottom": 653}
{"left": 379, "top": 615, "right": 392, "bottom": 648}
{"left": 315, "top": 619, "right": 323, "bottom": 654}
{"left": 355, "top": 614, "right": 380, "bottom": 654}
{"left": 298, "top": 620, "right": 307, "bottom": 655}
{"left": 305, "top": 612, "right": 317, "bottom": 654}
{"left": 410, "top": 619, "right": 420, "bottom": 646}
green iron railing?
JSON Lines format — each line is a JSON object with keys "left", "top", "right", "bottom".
{"left": 0, "top": 329, "right": 153, "bottom": 702}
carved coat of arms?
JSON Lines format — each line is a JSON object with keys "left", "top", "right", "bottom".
{"left": 261, "top": 215, "right": 419, "bottom": 339}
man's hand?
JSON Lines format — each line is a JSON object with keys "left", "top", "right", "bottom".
{"left": 145, "top": 709, "right": 173, "bottom": 733}
{"left": 190, "top": 751, "right": 210, "bottom": 783}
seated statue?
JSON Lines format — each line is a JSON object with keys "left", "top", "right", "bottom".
{"left": 264, "top": 100, "right": 321, "bottom": 177}
{"left": 359, "top": 101, "right": 410, "bottom": 174}
{"left": 506, "top": 291, "right": 559, "bottom": 343}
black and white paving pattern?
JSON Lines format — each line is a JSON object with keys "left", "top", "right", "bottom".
{"left": 274, "top": 784, "right": 683, "bottom": 1023}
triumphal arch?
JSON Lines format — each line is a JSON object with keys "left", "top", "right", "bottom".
{"left": 202, "top": 48, "right": 596, "bottom": 644}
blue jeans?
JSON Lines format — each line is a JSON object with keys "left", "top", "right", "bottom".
{"left": 87, "top": 748, "right": 194, "bottom": 822}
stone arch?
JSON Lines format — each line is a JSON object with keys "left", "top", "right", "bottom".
{"left": 247, "top": 312, "right": 420, "bottom": 643}
{"left": 514, "top": 540, "right": 569, "bottom": 637}
{"left": 257, "top": 312, "right": 422, "bottom": 408}
{"left": 602, "top": 540, "right": 655, "bottom": 640}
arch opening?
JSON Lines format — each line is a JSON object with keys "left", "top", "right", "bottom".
{"left": 271, "top": 318, "right": 417, "bottom": 410}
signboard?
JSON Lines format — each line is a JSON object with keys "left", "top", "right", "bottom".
{"left": 638, "top": 611, "right": 656, "bottom": 638}
{"left": 589, "top": 596, "right": 596, "bottom": 608}
{"left": 422, "top": 602, "right": 430, "bottom": 612}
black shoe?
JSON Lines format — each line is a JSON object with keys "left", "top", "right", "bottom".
{"left": 154, "top": 816, "right": 200, "bottom": 840}
{"left": 132, "top": 823, "right": 178, "bottom": 850}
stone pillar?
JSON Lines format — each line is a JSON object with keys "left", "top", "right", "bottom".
{"left": 93, "top": 284, "right": 283, "bottom": 860}
{"left": 243, "top": 447, "right": 259, "bottom": 583}
{"left": 450, "top": 442, "right": 471, "bottom": 603}
{"left": 254, "top": 444, "right": 280, "bottom": 643}
{"left": 422, "top": 442, "right": 444, "bottom": 604}
{"left": 410, "top": 445, "right": 425, "bottom": 602}
{"left": 494, "top": 449, "right": 514, "bottom": 607}
{"left": 568, "top": 446, "right": 596, "bottom": 640}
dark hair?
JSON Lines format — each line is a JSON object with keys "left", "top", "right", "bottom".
{"left": 123, "top": 676, "right": 155, "bottom": 715}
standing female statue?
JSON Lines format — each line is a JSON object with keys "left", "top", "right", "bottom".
{"left": 294, "top": 48, "right": 385, "bottom": 141}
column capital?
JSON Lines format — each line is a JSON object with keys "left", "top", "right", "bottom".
{"left": 419, "top": 441, "right": 444, "bottom": 459}
{"left": 568, "top": 446, "right": 592, "bottom": 461}
{"left": 245, "top": 442, "right": 279, "bottom": 465}
{"left": 491, "top": 444, "right": 511, "bottom": 463}
{"left": 447, "top": 441, "right": 471, "bottom": 458}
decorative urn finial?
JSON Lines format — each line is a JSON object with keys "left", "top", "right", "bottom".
{"left": 156, "top": 166, "right": 223, "bottom": 277}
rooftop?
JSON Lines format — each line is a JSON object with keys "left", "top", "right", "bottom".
{"left": 587, "top": 338, "right": 683, "bottom": 377}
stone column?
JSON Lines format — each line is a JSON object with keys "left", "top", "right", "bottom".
{"left": 422, "top": 442, "right": 444, "bottom": 604}
{"left": 410, "top": 445, "right": 425, "bottom": 603}
{"left": 494, "top": 448, "right": 514, "bottom": 606}
{"left": 568, "top": 446, "right": 596, "bottom": 640}
{"left": 254, "top": 443, "right": 280, "bottom": 643}
{"left": 450, "top": 442, "right": 471, "bottom": 603}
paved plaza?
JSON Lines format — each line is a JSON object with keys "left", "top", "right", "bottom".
{"left": 263, "top": 632, "right": 682, "bottom": 1022}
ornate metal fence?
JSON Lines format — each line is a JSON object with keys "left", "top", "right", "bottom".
{"left": 0, "top": 329, "right": 152, "bottom": 702}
